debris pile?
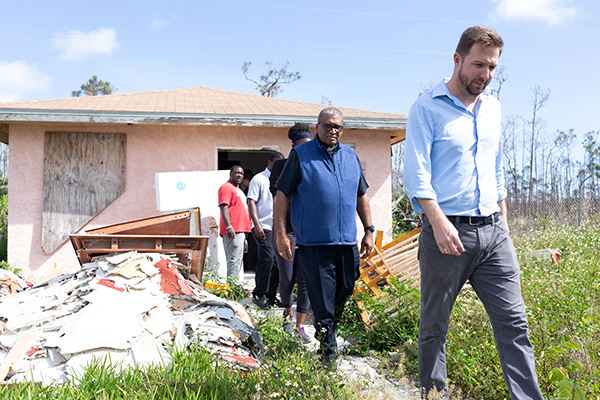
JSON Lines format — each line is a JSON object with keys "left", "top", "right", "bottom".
{"left": 524, "top": 248, "right": 562, "bottom": 265}
{"left": 357, "top": 227, "right": 421, "bottom": 295}
{"left": 0, "top": 251, "right": 261, "bottom": 386}
{"left": 0, "top": 269, "right": 31, "bottom": 296}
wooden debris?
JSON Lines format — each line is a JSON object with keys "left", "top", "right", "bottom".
{"left": 0, "top": 333, "right": 33, "bottom": 382}
{"left": 357, "top": 228, "right": 421, "bottom": 294}
{"left": 354, "top": 228, "right": 421, "bottom": 326}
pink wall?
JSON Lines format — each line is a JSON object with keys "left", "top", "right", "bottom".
{"left": 8, "top": 123, "right": 392, "bottom": 282}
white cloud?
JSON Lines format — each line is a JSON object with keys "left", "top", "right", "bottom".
{"left": 0, "top": 61, "right": 52, "bottom": 102}
{"left": 489, "top": 0, "right": 578, "bottom": 25}
{"left": 151, "top": 16, "right": 169, "bottom": 29}
{"left": 53, "top": 28, "right": 118, "bottom": 61}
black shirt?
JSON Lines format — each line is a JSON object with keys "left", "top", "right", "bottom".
{"left": 275, "top": 138, "right": 369, "bottom": 198}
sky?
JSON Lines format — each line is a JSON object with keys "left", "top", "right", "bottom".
{"left": 1, "top": 0, "right": 599, "bottom": 155}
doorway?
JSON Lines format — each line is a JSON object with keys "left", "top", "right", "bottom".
{"left": 217, "top": 148, "right": 280, "bottom": 273}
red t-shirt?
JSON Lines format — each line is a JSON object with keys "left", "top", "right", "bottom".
{"left": 218, "top": 181, "right": 251, "bottom": 235}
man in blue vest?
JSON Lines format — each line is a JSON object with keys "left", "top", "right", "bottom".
{"left": 274, "top": 107, "right": 374, "bottom": 365}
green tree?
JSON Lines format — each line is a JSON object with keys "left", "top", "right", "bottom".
{"left": 242, "top": 61, "right": 301, "bottom": 97}
{"left": 72, "top": 75, "right": 115, "bottom": 97}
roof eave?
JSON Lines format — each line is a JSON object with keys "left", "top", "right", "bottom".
{"left": 0, "top": 109, "right": 406, "bottom": 131}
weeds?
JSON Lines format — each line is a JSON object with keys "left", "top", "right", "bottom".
{"left": 0, "top": 260, "right": 22, "bottom": 276}
{"left": 3, "top": 223, "right": 600, "bottom": 399}
{"left": 202, "top": 270, "right": 247, "bottom": 302}
{"left": 338, "top": 278, "right": 420, "bottom": 355}
{"left": 0, "top": 313, "right": 357, "bottom": 400}
{"left": 337, "top": 222, "right": 600, "bottom": 399}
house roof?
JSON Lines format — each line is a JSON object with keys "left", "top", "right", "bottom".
{"left": 0, "top": 86, "right": 406, "bottom": 144}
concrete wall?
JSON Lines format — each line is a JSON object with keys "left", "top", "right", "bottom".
{"left": 8, "top": 123, "right": 392, "bottom": 282}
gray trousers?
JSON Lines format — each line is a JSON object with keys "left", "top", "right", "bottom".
{"left": 222, "top": 232, "right": 245, "bottom": 281}
{"left": 418, "top": 215, "right": 544, "bottom": 400}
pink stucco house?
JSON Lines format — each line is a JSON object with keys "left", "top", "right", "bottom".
{"left": 0, "top": 87, "right": 406, "bottom": 282}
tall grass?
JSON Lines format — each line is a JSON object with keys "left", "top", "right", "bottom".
{"left": 3, "top": 222, "right": 599, "bottom": 399}
{"left": 339, "top": 221, "right": 600, "bottom": 399}
{"left": 0, "top": 313, "right": 361, "bottom": 400}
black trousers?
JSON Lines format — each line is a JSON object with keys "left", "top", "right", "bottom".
{"left": 297, "top": 244, "right": 360, "bottom": 356}
{"left": 251, "top": 228, "right": 279, "bottom": 301}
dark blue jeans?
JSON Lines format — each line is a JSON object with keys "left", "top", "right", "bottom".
{"left": 297, "top": 244, "right": 359, "bottom": 356}
{"left": 418, "top": 215, "right": 544, "bottom": 399}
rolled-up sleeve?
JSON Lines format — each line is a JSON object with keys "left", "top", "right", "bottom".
{"left": 404, "top": 100, "right": 437, "bottom": 215}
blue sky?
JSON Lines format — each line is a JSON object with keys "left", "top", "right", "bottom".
{"left": 1, "top": 0, "right": 598, "bottom": 151}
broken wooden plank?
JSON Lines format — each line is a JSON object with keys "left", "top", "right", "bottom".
{"left": 0, "top": 333, "right": 33, "bottom": 382}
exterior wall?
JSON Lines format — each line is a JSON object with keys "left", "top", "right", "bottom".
{"left": 8, "top": 123, "right": 392, "bottom": 282}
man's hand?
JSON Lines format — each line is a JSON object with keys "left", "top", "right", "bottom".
{"left": 417, "top": 198, "right": 465, "bottom": 256}
{"left": 356, "top": 193, "right": 374, "bottom": 258}
{"left": 274, "top": 229, "right": 297, "bottom": 261}
{"left": 226, "top": 226, "right": 235, "bottom": 240}
{"left": 430, "top": 217, "right": 464, "bottom": 256}
{"left": 498, "top": 199, "right": 510, "bottom": 234}
{"left": 360, "top": 231, "right": 374, "bottom": 259}
{"left": 253, "top": 225, "right": 266, "bottom": 240}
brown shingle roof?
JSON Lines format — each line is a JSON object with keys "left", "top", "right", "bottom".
{"left": 0, "top": 86, "right": 406, "bottom": 120}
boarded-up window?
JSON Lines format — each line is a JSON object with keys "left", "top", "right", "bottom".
{"left": 42, "top": 132, "right": 126, "bottom": 254}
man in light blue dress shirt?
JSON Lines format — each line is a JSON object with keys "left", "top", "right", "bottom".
{"left": 405, "top": 26, "right": 544, "bottom": 399}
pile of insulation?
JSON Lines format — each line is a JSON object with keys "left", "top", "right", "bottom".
{"left": 0, "top": 252, "right": 262, "bottom": 386}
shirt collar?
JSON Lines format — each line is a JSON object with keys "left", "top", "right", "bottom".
{"left": 432, "top": 79, "right": 493, "bottom": 113}
{"left": 315, "top": 134, "right": 339, "bottom": 152}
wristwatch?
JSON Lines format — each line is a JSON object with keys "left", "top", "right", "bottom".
{"left": 364, "top": 225, "right": 375, "bottom": 233}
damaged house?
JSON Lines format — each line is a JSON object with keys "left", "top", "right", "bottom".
{"left": 0, "top": 87, "right": 406, "bottom": 282}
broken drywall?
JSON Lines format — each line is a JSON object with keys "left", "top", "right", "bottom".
{"left": 0, "top": 251, "right": 261, "bottom": 386}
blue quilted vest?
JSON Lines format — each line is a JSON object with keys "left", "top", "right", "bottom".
{"left": 291, "top": 137, "right": 361, "bottom": 246}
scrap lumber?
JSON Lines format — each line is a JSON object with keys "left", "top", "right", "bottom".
{"left": 0, "top": 333, "right": 32, "bottom": 382}
{"left": 357, "top": 227, "right": 421, "bottom": 294}
{"left": 354, "top": 228, "right": 421, "bottom": 326}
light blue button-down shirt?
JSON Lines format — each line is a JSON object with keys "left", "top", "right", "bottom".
{"left": 404, "top": 79, "right": 506, "bottom": 217}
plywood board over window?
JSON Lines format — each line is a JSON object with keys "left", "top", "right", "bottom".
{"left": 42, "top": 132, "right": 126, "bottom": 254}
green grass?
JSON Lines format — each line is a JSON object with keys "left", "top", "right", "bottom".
{"left": 3, "top": 221, "right": 599, "bottom": 399}
{"left": 0, "top": 313, "right": 361, "bottom": 400}
{"left": 338, "top": 221, "right": 600, "bottom": 399}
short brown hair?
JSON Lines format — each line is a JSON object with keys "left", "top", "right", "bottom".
{"left": 455, "top": 26, "right": 503, "bottom": 58}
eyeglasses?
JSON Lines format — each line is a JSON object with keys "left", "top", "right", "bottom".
{"left": 321, "top": 123, "right": 344, "bottom": 132}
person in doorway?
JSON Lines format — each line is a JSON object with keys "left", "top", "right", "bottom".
{"left": 218, "top": 165, "right": 251, "bottom": 281}
{"left": 269, "top": 122, "right": 312, "bottom": 343}
{"left": 274, "top": 107, "right": 374, "bottom": 365}
{"left": 248, "top": 151, "right": 285, "bottom": 309}
{"left": 242, "top": 169, "right": 253, "bottom": 195}
{"left": 404, "top": 26, "right": 544, "bottom": 399}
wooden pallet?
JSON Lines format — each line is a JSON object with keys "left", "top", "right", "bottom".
{"left": 356, "top": 227, "right": 421, "bottom": 295}
{"left": 353, "top": 228, "right": 421, "bottom": 328}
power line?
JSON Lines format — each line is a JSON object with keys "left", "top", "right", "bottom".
{"left": 0, "top": 55, "right": 595, "bottom": 89}
{"left": 0, "top": 23, "right": 599, "bottom": 62}
{"left": 205, "top": 0, "right": 600, "bottom": 33}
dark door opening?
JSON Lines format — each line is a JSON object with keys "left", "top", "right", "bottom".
{"left": 218, "top": 149, "right": 279, "bottom": 273}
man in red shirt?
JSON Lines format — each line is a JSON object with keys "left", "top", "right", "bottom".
{"left": 218, "top": 165, "right": 251, "bottom": 281}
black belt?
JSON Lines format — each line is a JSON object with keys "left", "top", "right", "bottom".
{"left": 448, "top": 212, "right": 500, "bottom": 226}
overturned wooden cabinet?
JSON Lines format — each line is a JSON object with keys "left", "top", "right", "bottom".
{"left": 70, "top": 209, "right": 209, "bottom": 280}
